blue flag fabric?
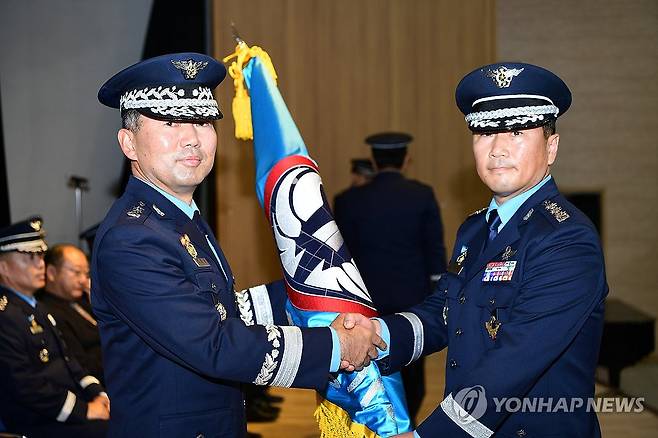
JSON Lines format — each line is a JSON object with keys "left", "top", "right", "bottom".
{"left": 236, "top": 52, "right": 411, "bottom": 437}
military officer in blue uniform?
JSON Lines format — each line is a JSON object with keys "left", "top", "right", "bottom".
{"left": 342, "top": 63, "right": 608, "bottom": 437}
{"left": 0, "top": 218, "right": 109, "bottom": 437}
{"left": 93, "top": 53, "right": 384, "bottom": 437}
{"left": 334, "top": 133, "right": 447, "bottom": 423}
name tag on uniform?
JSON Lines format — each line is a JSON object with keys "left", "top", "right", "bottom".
{"left": 482, "top": 261, "right": 517, "bottom": 282}
{"left": 194, "top": 257, "right": 211, "bottom": 268}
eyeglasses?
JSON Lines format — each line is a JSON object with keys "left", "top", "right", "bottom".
{"left": 60, "top": 264, "right": 90, "bottom": 279}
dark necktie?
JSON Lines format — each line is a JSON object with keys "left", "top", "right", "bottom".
{"left": 483, "top": 209, "right": 501, "bottom": 252}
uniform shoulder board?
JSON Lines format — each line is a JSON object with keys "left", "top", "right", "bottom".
{"left": 0, "top": 295, "right": 8, "bottom": 311}
{"left": 468, "top": 207, "right": 488, "bottom": 217}
{"left": 542, "top": 199, "right": 570, "bottom": 223}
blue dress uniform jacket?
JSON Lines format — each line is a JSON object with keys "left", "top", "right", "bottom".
{"left": 334, "top": 171, "right": 447, "bottom": 315}
{"left": 380, "top": 179, "right": 608, "bottom": 437}
{"left": 0, "top": 287, "right": 106, "bottom": 435}
{"left": 91, "top": 177, "right": 333, "bottom": 437}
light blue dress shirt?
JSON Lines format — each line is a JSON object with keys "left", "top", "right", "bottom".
{"left": 138, "top": 177, "right": 342, "bottom": 372}
{"left": 10, "top": 288, "right": 37, "bottom": 308}
{"left": 485, "top": 174, "right": 552, "bottom": 232}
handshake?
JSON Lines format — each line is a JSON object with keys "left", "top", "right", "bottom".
{"left": 330, "top": 313, "right": 386, "bottom": 372}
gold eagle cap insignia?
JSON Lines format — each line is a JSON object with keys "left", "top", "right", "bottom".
{"left": 172, "top": 59, "right": 208, "bottom": 80}
{"left": 30, "top": 220, "right": 42, "bottom": 231}
{"left": 486, "top": 66, "right": 524, "bottom": 88}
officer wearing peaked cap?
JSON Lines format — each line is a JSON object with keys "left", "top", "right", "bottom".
{"left": 340, "top": 63, "right": 608, "bottom": 437}
{"left": 93, "top": 53, "right": 383, "bottom": 437}
{"left": 0, "top": 218, "right": 109, "bottom": 438}
{"left": 334, "top": 132, "right": 447, "bottom": 424}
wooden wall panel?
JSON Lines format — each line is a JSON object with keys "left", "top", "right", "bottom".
{"left": 212, "top": 0, "right": 495, "bottom": 289}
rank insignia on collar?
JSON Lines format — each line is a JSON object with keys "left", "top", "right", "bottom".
{"left": 468, "top": 207, "right": 487, "bottom": 217}
{"left": 502, "top": 246, "right": 517, "bottom": 261}
{"left": 215, "top": 302, "right": 227, "bottom": 321}
{"left": 523, "top": 208, "right": 534, "bottom": 221}
{"left": 172, "top": 59, "right": 208, "bottom": 80}
{"left": 485, "top": 315, "right": 501, "bottom": 340}
{"left": 152, "top": 204, "right": 165, "bottom": 217}
{"left": 39, "top": 348, "right": 49, "bottom": 363}
{"left": 30, "top": 220, "right": 42, "bottom": 231}
{"left": 28, "top": 315, "right": 43, "bottom": 334}
{"left": 0, "top": 295, "right": 7, "bottom": 311}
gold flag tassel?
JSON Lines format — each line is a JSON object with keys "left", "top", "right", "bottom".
{"left": 314, "top": 396, "right": 379, "bottom": 438}
{"left": 222, "top": 41, "right": 278, "bottom": 140}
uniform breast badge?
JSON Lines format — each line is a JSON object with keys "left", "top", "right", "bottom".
{"left": 39, "top": 348, "right": 49, "bottom": 363}
{"left": 28, "top": 315, "right": 43, "bottom": 334}
{"left": 485, "top": 315, "right": 501, "bottom": 340}
{"left": 0, "top": 295, "right": 7, "bottom": 311}
{"left": 180, "top": 234, "right": 210, "bottom": 267}
{"left": 501, "top": 246, "right": 517, "bottom": 261}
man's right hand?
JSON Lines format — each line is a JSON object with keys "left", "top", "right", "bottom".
{"left": 87, "top": 396, "right": 110, "bottom": 420}
{"left": 331, "top": 313, "right": 387, "bottom": 372}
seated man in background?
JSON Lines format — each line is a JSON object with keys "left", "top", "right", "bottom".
{"left": 37, "top": 244, "right": 104, "bottom": 382}
{"left": 0, "top": 217, "right": 109, "bottom": 438}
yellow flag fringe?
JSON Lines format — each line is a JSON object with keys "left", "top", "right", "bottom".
{"left": 314, "top": 397, "right": 380, "bottom": 438}
{"left": 223, "top": 41, "right": 278, "bottom": 140}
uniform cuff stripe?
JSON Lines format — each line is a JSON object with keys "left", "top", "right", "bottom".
{"left": 397, "top": 312, "right": 424, "bottom": 365}
{"left": 56, "top": 390, "right": 76, "bottom": 422}
{"left": 251, "top": 285, "right": 274, "bottom": 325}
{"left": 79, "top": 375, "right": 100, "bottom": 389}
{"left": 271, "top": 326, "right": 302, "bottom": 388}
{"left": 440, "top": 394, "right": 493, "bottom": 438}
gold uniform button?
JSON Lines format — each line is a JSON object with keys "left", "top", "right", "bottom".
{"left": 39, "top": 348, "right": 49, "bottom": 363}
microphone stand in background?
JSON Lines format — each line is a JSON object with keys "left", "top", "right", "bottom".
{"left": 67, "top": 175, "right": 89, "bottom": 249}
